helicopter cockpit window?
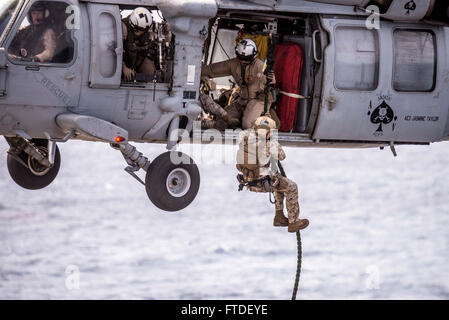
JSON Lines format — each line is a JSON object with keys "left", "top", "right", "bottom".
{"left": 393, "top": 30, "right": 436, "bottom": 92}
{"left": 7, "top": 1, "right": 76, "bottom": 64}
{"left": 334, "top": 26, "right": 379, "bottom": 91}
{"left": 120, "top": 7, "right": 173, "bottom": 84}
{"left": 97, "top": 12, "right": 118, "bottom": 78}
{"left": 0, "top": 0, "right": 20, "bottom": 41}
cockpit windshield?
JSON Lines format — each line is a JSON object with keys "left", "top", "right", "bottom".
{"left": 0, "top": 0, "right": 20, "bottom": 39}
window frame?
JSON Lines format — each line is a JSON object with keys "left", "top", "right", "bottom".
{"left": 208, "top": 27, "right": 237, "bottom": 65}
{"left": 333, "top": 25, "right": 380, "bottom": 92}
{"left": 0, "top": 0, "right": 25, "bottom": 46}
{"left": 391, "top": 28, "right": 437, "bottom": 93}
{"left": 118, "top": 6, "right": 174, "bottom": 86}
{"left": 206, "top": 26, "right": 238, "bottom": 93}
{"left": 4, "top": 0, "right": 79, "bottom": 68}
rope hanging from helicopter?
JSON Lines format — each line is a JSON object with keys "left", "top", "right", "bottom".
{"left": 275, "top": 160, "right": 302, "bottom": 300}
{"left": 262, "top": 27, "right": 302, "bottom": 300}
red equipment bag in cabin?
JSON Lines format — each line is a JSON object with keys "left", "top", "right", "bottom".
{"left": 273, "top": 42, "right": 304, "bottom": 132}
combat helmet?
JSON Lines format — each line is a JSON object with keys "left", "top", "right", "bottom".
{"left": 253, "top": 116, "right": 276, "bottom": 133}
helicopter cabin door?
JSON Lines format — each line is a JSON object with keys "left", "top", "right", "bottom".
{"left": 313, "top": 17, "right": 449, "bottom": 143}
{"left": 86, "top": 2, "right": 122, "bottom": 89}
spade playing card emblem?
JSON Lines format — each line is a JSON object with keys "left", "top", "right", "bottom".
{"left": 404, "top": 0, "right": 416, "bottom": 14}
{"left": 367, "top": 100, "right": 398, "bottom": 136}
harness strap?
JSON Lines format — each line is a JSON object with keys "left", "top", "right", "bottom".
{"left": 269, "top": 191, "right": 276, "bottom": 204}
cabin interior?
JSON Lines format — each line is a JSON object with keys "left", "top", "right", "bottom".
{"left": 201, "top": 12, "right": 321, "bottom": 135}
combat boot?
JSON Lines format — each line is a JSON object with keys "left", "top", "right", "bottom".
{"left": 273, "top": 210, "right": 289, "bottom": 227}
{"left": 288, "top": 219, "right": 309, "bottom": 232}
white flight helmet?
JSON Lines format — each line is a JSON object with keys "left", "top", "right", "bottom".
{"left": 129, "top": 7, "right": 153, "bottom": 32}
{"left": 235, "top": 39, "right": 258, "bottom": 62}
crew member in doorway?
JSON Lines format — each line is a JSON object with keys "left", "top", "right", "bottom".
{"left": 236, "top": 116, "right": 309, "bottom": 232}
{"left": 122, "top": 7, "right": 171, "bottom": 82}
{"left": 9, "top": 2, "right": 56, "bottom": 63}
{"left": 201, "top": 39, "right": 271, "bottom": 130}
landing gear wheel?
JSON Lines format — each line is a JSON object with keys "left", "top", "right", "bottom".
{"left": 7, "top": 143, "right": 61, "bottom": 190}
{"left": 145, "top": 151, "right": 200, "bottom": 212}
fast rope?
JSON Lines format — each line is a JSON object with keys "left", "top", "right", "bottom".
{"left": 292, "top": 230, "right": 302, "bottom": 300}
{"left": 238, "top": 160, "right": 303, "bottom": 299}
{"left": 277, "top": 160, "right": 302, "bottom": 300}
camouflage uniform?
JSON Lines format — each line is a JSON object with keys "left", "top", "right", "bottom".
{"left": 201, "top": 57, "right": 270, "bottom": 129}
{"left": 273, "top": 174, "right": 300, "bottom": 224}
{"left": 236, "top": 130, "right": 300, "bottom": 224}
{"left": 199, "top": 92, "right": 237, "bottom": 130}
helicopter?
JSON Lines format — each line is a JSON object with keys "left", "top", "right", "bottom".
{"left": 0, "top": 0, "right": 448, "bottom": 212}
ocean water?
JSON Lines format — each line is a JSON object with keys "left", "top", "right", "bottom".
{"left": 0, "top": 138, "right": 448, "bottom": 299}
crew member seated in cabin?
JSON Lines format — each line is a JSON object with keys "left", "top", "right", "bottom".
{"left": 201, "top": 39, "right": 272, "bottom": 130}
{"left": 199, "top": 78, "right": 241, "bottom": 130}
{"left": 8, "top": 2, "right": 56, "bottom": 63}
{"left": 236, "top": 116, "right": 309, "bottom": 232}
{"left": 121, "top": 7, "right": 172, "bottom": 82}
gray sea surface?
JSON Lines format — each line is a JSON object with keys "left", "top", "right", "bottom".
{"left": 0, "top": 139, "right": 448, "bottom": 299}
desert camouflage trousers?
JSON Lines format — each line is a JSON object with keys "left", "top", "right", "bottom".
{"left": 199, "top": 92, "right": 228, "bottom": 120}
{"left": 273, "top": 175, "right": 300, "bottom": 224}
{"left": 199, "top": 93, "right": 265, "bottom": 130}
{"left": 247, "top": 173, "right": 300, "bottom": 223}
{"left": 199, "top": 92, "right": 232, "bottom": 130}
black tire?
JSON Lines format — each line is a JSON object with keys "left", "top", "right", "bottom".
{"left": 145, "top": 151, "right": 200, "bottom": 212}
{"left": 7, "top": 143, "right": 61, "bottom": 190}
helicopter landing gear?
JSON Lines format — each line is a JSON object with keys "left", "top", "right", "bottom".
{"left": 112, "top": 143, "right": 200, "bottom": 212}
{"left": 145, "top": 151, "right": 200, "bottom": 212}
{"left": 5, "top": 138, "right": 61, "bottom": 190}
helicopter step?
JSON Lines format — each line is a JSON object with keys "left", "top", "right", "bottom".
{"left": 190, "top": 129, "right": 418, "bottom": 149}
{"left": 193, "top": 129, "right": 313, "bottom": 146}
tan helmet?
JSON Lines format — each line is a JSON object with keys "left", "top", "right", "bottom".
{"left": 253, "top": 116, "right": 276, "bottom": 132}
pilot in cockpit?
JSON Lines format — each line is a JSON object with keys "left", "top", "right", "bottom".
{"left": 8, "top": 2, "right": 56, "bottom": 63}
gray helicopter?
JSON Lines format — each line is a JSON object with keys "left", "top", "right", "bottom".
{"left": 1, "top": 0, "right": 448, "bottom": 212}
